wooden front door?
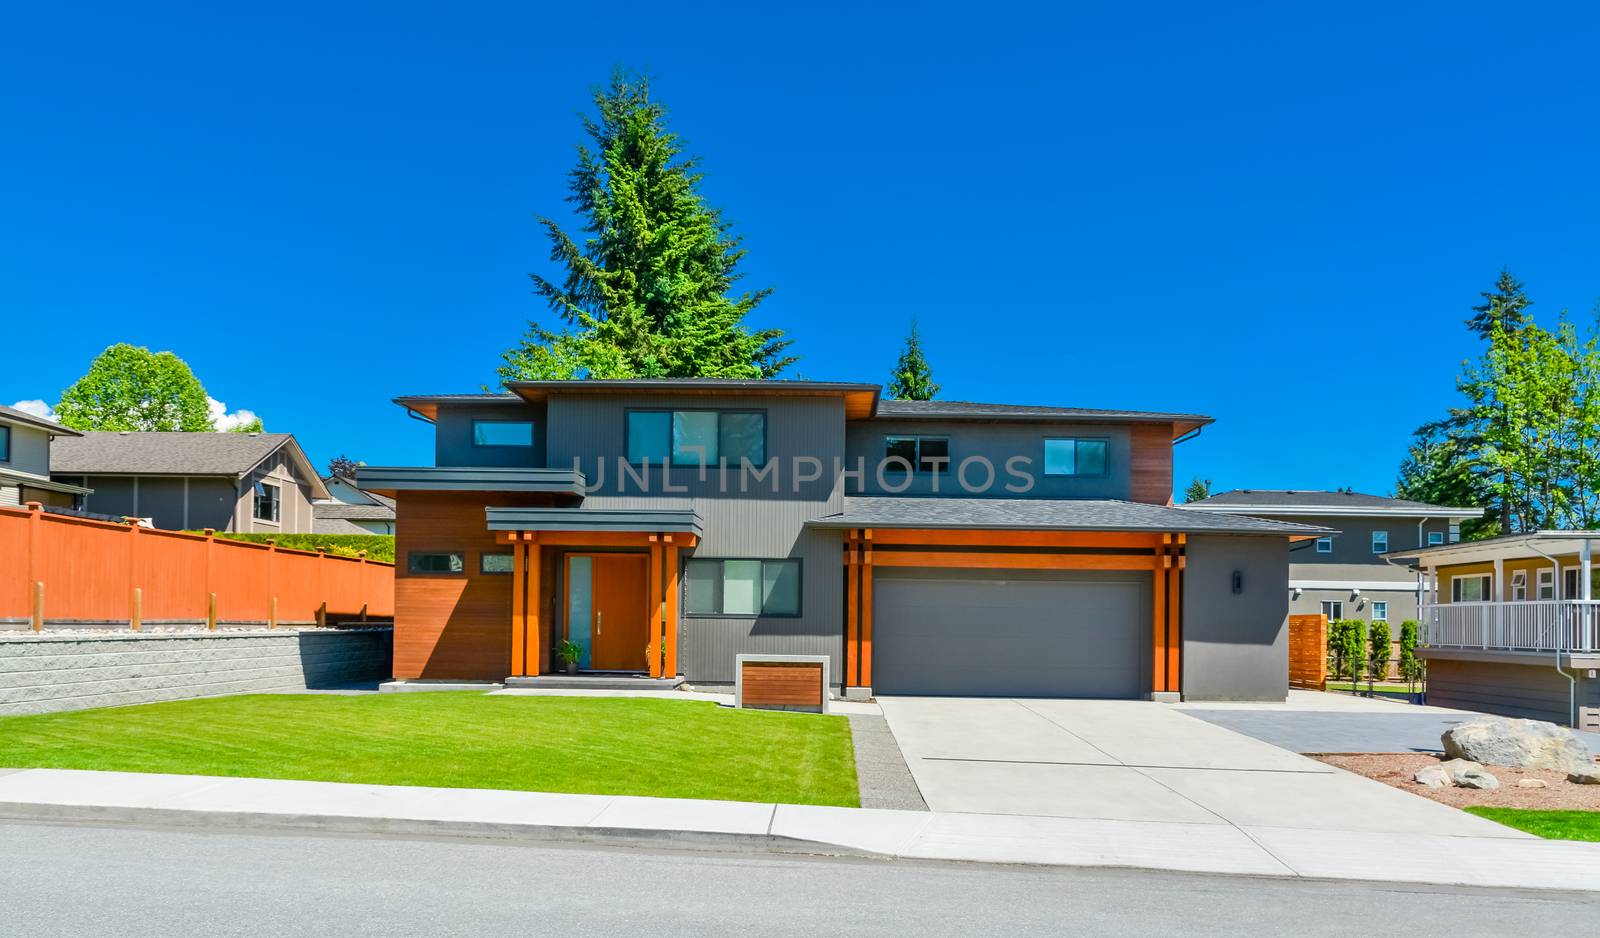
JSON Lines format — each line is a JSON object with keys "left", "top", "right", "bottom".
{"left": 585, "top": 554, "right": 649, "bottom": 671}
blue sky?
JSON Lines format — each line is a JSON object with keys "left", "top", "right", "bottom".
{"left": 4, "top": 2, "right": 1598, "bottom": 496}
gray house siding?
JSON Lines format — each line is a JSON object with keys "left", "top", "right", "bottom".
{"left": 1183, "top": 534, "right": 1290, "bottom": 701}
{"left": 844, "top": 420, "right": 1133, "bottom": 500}
{"left": 1423, "top": 656, "right": 1600, "bottom": 727}
{"left": 0, "top": 422, "right": 53, "bottom": 478}
{"left": 546, "top": 394, "right": 847, "bottom": 685}
{"left": 1286, "top": 515, "right": 1454, "bottom": 566}
{"left": 434, "top": 402, "right": 547, "bottom": 468}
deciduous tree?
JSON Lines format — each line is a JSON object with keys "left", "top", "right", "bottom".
{"left": 56, "top": 344, "right": 214, "bottom": 432}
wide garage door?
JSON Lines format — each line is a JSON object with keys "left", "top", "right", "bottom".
{"left": 871, "top": 569, "right": 1147, "bottom": 698}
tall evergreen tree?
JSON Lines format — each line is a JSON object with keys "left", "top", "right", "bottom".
{"left": 887, "top": 318, "right": 939, "bottom": 400}
{"left": 1465, "top": 268, "right": 1531, "bottom": 338}
{"left": 1395, "top": 425, "right": 1496, "bottom": 539}
{"left": 1182, "top": 478, "right": 1212, "bottom": 503}
{"left": 498, "top": 71, "right": 793, "bottom": 381}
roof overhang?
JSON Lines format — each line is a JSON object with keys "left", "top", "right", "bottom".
{"left": 1183, "top": 503, "right": 1485, "bottom": 519}
{"left": 485, "top": 506, "right": 703, "bottom": 536}
{"left": 805, "top": 497, "right": 1331, "bottom": 537}
{"left": 1387, "top": 530, "right": 1600, "bottom": 568}
{"left": 0, "top": 410, "right": 81, "bottom": 436}
{"left": 874, "top": 411, "right": 1212, "bottom": 437}
{"left": 1, "top": 468, "right": 92, "bottom": 496}
{"left": 356, "top": 466, "right": 586, "bottom": 497}
{"left": 393, "top": 394, "right": 525, "bottom": 422}
{"left": 504, "top": 380, "right": 882, "bottom": 420}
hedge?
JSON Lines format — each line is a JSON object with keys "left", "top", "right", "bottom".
{"left": 185, "top": 532, "right": 396, "bottom": 564}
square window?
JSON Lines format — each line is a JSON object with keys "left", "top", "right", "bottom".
{"left": 884, "top": 437, "right": 918, "bottom": 473}
{"left": 408, "top": 552, "right": 464, "bottom": 574}
{"left": 672, "top": 412, "right": 720, "bottom": 466}
{"left": 917, "top": 437, "right": 950, "bottom": 474}
{"left": 472, "top": 421, "right": 533, "bottom": 447}
{"left": 683, "top": 560, "right": 720, "bottom": 614}
{"left": 1321, "top": 600, "right": 1343, "bottom": 620}
{"left": 252, "top": 481, "right": 280, "bottom": 522}
{"left": 761, "top": 560, "right": 801, "bottom": 615}
{"left": 1372, "top": 601, "right": 1388, "bottom": 621}
{"left": 718, "top": 412, "right": 766, "bottom": 465}
{"left": 626, "top": 411, "right": 671, "bottom": 463}
{"left": 1075, "top": 439, "right": 1107, "bottom": 476}
{"left": 1315, "top": 536, "right": 1333, "bottom": 553}
{"left": 480, "top": 552, "right": 515, "bottom": 574}
{"left": 1453, "top": 575, "right": 1489, "bottom": 602}
{"left": 1428, "top": 531, "right": 1444, "bottom": 546}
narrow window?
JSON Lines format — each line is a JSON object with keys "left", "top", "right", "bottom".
{"left": 1371, "top": 530, "right": 1388, "bottom": 554}
{"left": 408, "top": 552, "right": 465, "bottom": 574}
{"left": 1565, "top": 568, "right": 1580, "bottom": 600}
{"left": 252, "top": 481, "right": 280, "bottom": 522}
{"left": 1538, "top": 568, "right": 1555, "bottom": 600}
{"left": 480, "top": 552, "right": 515, "bottom": 574}
{"left": 1043, "top": 438, "right": 1109, "bottom": 477}
{"left": 1511, "top": 570, "right": 1528, "bottom": 601}
{"left": 1315, "top": 536, "right": 1333, "bottom": 554}
{"left": 1372, "top": 601, "right": 1388, "bottom": 621}
{"left": 682, "top": 559, "right": 801, "bottom": 616}
{"left": 0, "top": 425, "right": 9, "bottom": 461}
{"left": 472, "top": 420, "right": 534, "bottom": 447}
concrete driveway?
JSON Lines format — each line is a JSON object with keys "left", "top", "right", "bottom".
{"left": 876, "top": 697, "right": 1522, "bottom": 837}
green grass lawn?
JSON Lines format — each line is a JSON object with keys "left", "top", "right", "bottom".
{"left": 0, "top": 693, "right": 859, "bottom": 807}
{"left": 1323, "top": 682, "right": 1416, "bottom": 695}
{"left": 1465, "top": 807, "right": 1600, "bottom": 842}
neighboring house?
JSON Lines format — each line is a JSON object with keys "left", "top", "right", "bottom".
{"left": 1388, "top": 533, "right": 1600, "bottom": 729}
{"left": 0, "top": 403, "right": 93, "bottom": 510}
{"left": 1184, "top": 490, "right": 1484, "bottom": 627}
{"left": 360, "top": 380, "right": 1325, "bottom": 700}
{"left": 314, "top": 473, "right": 396, "bottom": 534}
{"left": 49, "top": 432, "right": 329, "bottom": 533}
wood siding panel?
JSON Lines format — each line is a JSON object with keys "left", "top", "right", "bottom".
{"left": 741, "top": 661, "right": 825, "bottom": 706}
{"left": 1287, "top": 614, "right": 1327, "bottom": 689}
{"left": 1129, "top": 422, "right": 1174, "bottom": 505}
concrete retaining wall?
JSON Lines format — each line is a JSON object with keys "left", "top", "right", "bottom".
{"left": 0, "top": 628, "right": 393, "bottom": 716}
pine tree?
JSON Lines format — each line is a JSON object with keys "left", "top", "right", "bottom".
{"left": 887, "top": 318, "right": 939, "bottom": 400}
{"left": 1182, "top": 478, "right": 1212, "bottom": 503}
{"left": 1465, "top": 268, "right": 1531, "bottom": 338}
{"left": 498, "top": 71, "right": 793, "bottom": 381}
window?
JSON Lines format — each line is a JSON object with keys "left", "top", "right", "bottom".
{"left": 472, "top": 420, "right": 534, "bottom": 447}
{"left": 0, "top": 424, "right": 9, "bottom": 461}
{"left": 1511, "top": 570, "right": 1528, "bottom": 601}
{"left": 1538, "top": 568, "right": 1555, "bottom": 600}
{"left": 626, "top": 411, "right": 765, "bottom": 466}
{"left": 1451, "top": 574, "right": 1492, "bottom": 602}
{"left": 1321, "top": 600, "right": 1343, "bottom": 620}
{"left": 1428, "top": 531, "right": 1444, "bottom": 546}
{"left": 252, "top": 481, "right": 280, "bottom": 522}
{"left": 480, "top": 552, "right": 515, "bottom": 574}
{"left": 1315, "top": 537, "right": 1333, "bottom": 554}
{"left": 1371, "top": 530, "right": 1388, "bottom": 554}
{"left": 883, "top": 436, "right": 950, "bottom": 474}
{"left": 682, "top": 559, "right": 800, "bottom": 616}
{"left": 1043, "top": 438, "right": 1108, "bottom": 477}
{"left": 1372, "top": 601, "right": 1388, "bottom": 621}
{"left": 408, "top": 552, "right": 464, "bottom": 574}
{"left": 1448, "top": 523, "right": 1461, "bottom": 543}
{"left": 1566, "top": 568, "right": 1581, "bottom": 600}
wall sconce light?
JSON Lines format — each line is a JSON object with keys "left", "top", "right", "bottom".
{"left": 1232, "top": 570, "right": 1244, "bottom": 594}
{"left": 1291, "top": 587, "right": 1303, "bottom": 600}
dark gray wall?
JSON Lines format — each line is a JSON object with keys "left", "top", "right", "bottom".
{"left": 546, "top": 393, "right": 848, "bottom": 684}
{"left": 1281, "top": 515, "right": 1454, "bottom": 566}
{"left": 1183, "top": 534, "right": 1290, "bottom": 701}
{"left": 434, "top": 402, "right": 547, "bottom": 468}
{"left": 79, "top": 476, "right": 246, "bottom": 531}
{"left": 843, "top": 420, "right": 1133, "bottom": 499}
{"left": 1421, "top": 655, "right": 1598, "bottom": 726}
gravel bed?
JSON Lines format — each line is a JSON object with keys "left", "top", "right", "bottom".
{"left": 1313, "top": 752, "right": 1600, "bottom": 811}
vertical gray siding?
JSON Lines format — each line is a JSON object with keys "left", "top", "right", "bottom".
{"left": 1421, "top": 656, "right": 1595, "bottom": 726}
{"left": 434, "top": 403, "right": 547, "bottom": 468}
{"left": 843, "top": 420, "right": 1133, "bottom": 500}
{"left": 1, "top": 422, "right": 53, "bottom": 477}
{"left": 1183, "top": 534, "right": 1289, "bottom": 701}
{"left": 546, "top": 394, "right": 846, "bottom": 684}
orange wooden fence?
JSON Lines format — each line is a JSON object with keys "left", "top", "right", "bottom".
{"left": 1287, "top": 613, "right": 1328, "bottom": 689}
{"left": 1, "top": 503, "right": 393, "bottom": 629}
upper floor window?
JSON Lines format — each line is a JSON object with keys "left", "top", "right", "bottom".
{"left": 1321, "top": 600, "right": 1343, "bottom": 620}
{"left": 0, "top": 424, "right": 9, "bottom": 461}
{"left": 473, "top": 420, "right": 534, "bottom": 447}
{"left": 883, "top": 436, "right": 950, "bottom": 474}
{"left": 1371, "top": 530, "right": 1388, "bottom": 554}
{"left": 252, "top": 481, "right": 280, "bottom": 522}
{"left": 1428, "top": 531, "right": 1444, "bottom": 546}
{"left": 626, "top": 410, "right": 765, "bottom": 466}
{"left": 1315, "top": 536, "right": 1333, "bottom": 553}
{"left": 1043, "top": 438, "right": 1107, "bottom": 477}
{"left": 683, "top": 558, "right": 800, "bottom": 616}
{"left": 1448, "top": 523, "right": 1461, "bottom": 543}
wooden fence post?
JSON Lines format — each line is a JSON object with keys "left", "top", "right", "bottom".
{"left": 31, "top": 581, "right": 44, "bottom": 633}
{"left": 207, "top": 592, "right": 218, "bottom": 631}
{"left": 266, "top": 538, "right": 277, "bottom": 629}
{"left": 358, "top": 550, "right": 368, "bottom": 623}
{"left": 26, "top": 502, "right": 43, "bottom": 630}
{"left": 131, "top": 588, "right": 142, "bottom": 632}
{"left": 126, "top": 518, "right": 141, "bottom": 631}
{"left": 316, "top": 601, "right": 327, "bottom": 629}
{"left": 203, "top": 528, "right": 216, "bottom": 629}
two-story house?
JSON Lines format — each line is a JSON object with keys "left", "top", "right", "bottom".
{"left": 0, "top": 404, "right": 93, "bottom": 510}
{"left": 1183, "top": 490, "right": 1484, "bottom": 627}
{"left": 360, "top": 380, "right": 1326, "bottom": 701}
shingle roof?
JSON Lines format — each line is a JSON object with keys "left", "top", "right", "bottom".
{"left": 0, "top": 403, "right": 81, "bottom": 436}
{"left": 807, "top": 496, "right": 1328, "bottom": 535}
{"left": 1187, "top": 489, "right": 1482, "bottom": 516}
{"left": 312, "top": 502, "right": 397, "bottom": 521}
{"left": 873, "top": 399, "right": 1213, "bottom": 428}
{"left": 51, "top": 432, "right": 298, "bottom": 476}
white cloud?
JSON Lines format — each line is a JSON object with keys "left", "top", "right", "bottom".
{"left": 10, "top": 399, "right": 57, "bottom": 420}
{"left": 207, "top": 397, "right": 261, "bottom": 432}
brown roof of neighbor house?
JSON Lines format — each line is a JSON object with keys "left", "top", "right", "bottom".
{"left": 0, "top": 403, "right": 81, "bottom": 436}
{"left": 50, "top": 432, "right": 330, "bottom": 499}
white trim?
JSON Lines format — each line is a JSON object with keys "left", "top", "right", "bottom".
{"left": 1183, "top": 503, "right": 1484, "bottom": 518}
{"left": 1371, "top": 530, "right": 1389, "bottom": 554}
{"left": 1314, "top": 536, "right": 1333, "bottom": 553}
{"left": 1289, "top": 579, "right": 1417, "bottom": 592}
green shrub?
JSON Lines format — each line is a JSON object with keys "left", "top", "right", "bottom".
{"left": 1329, "top": 619, "right": 1366, "bottom": 692}
{"left": 187, "top": 531, "right": 395, "bottom": 563}
{"left": 1398, "top": 619, "right": 1425, "bottom": 692}
{"left": 1366, "top": 618, "right": 1391, "bottom": 694}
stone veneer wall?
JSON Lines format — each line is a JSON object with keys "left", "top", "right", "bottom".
{"left": 0, "top": 628, "right": 392, "bottom": 716}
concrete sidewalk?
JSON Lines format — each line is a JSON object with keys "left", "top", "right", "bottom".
{"left": 0, "top": 768, "right": 1596, "bottom": 892}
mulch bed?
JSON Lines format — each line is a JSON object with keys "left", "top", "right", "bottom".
{"left": 1312, "top": 752, "right": 1600, "bottom": 811}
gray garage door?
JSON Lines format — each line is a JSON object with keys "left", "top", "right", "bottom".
{"left": 871, "top": 569, "right": 1147, "bottom": 698}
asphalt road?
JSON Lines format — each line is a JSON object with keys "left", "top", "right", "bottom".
{"left": 5, "top": 821, "right": 1595, "bottom": 936}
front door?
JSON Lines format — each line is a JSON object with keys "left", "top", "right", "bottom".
{"left": 570, "top": 554, "right": 649, "bottom": 671}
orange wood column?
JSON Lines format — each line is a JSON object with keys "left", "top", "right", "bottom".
{"left": 527, "top": 539, "right": 542, "bottom": 676}
{"left": 860, "top": 529, "right": 874, "bottom": 688}
{"left": 1167, "top": 540, "right": 1184, "bottom": 693}
{"left": 510, "top": 539, "right": 527, "bottom": 676}
{"left": 1152, "top": 536, "right": 1169, "bottom": 693}
{"left": 845, "top": 531, "right": 860, "bottom": 687}
{"left": 647, "top": 539, "right": 664, "bottom": 678}
{"left": 663, "top": 541, "right": 680, "bottom": 678}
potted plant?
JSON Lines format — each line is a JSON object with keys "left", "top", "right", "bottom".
{"left": 557, "top": 640, "right": 582, "bottom": 675}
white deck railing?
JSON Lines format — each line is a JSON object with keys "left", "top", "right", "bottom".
{"left": 1419, "top": 600, "right": 1600, "bottom": 653}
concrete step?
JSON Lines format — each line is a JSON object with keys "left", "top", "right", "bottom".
{"left": 503, "top": 674, "right": 685, "bottom": 690}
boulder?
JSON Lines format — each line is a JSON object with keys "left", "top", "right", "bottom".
{"left": 1568, "top": 767, "right": 1600, "bottom": 785}
{"left": 1516, "top": 778, "right": 1549, "bottom": 789}
{"left": 1454, "top": 767, "right": 1501, "bottom": 790}
{"left": 1440, "top": 718, "right": 1595, "bottom": 773}
{"left": 1414, "top": 766, "right": 1449, "bottom": 789}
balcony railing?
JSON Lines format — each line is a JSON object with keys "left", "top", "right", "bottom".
{"left": 1419, "top": 600, "right": 1600, "bottom": 654}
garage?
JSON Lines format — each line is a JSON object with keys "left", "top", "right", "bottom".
{"left": 870, "top": 568, "right": 1149, "bottom": 698}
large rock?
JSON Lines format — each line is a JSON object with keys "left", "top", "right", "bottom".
{"left": 1440, "top": 718, "right": 1594, "bottom": 773}
{"left": 1414, "top": 766, "right": 1449, "bottom": 789}
{"left": 1569, "top": 767, "right": 1600, "bottom": 785}
{"left": 1454, "top": 767, "right": 1500, "bottom": 790}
